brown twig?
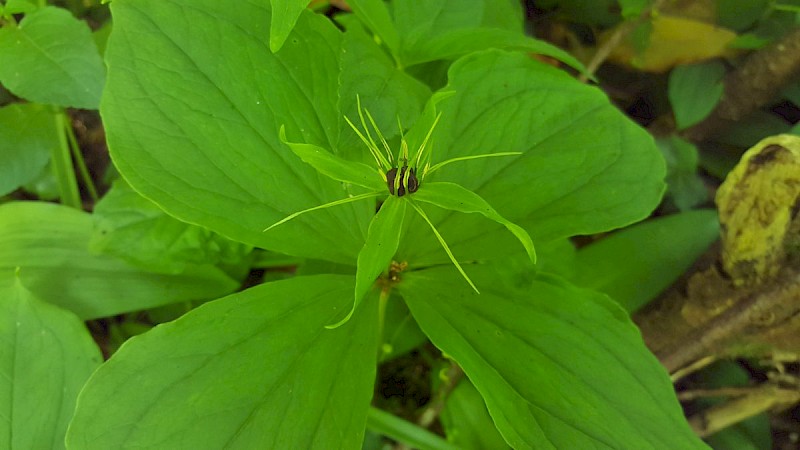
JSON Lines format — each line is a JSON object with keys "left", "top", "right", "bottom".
{"left": 578, "top": 0, "right": 668, "bottom": 82}
{"left": 682, "top": 26, "right": 800, "bottom": 142}
{"left": 393, "top": 362, "right": 464, "bottom": 450}
{"left": 687, "top": 384, "right": 800, "bottom": 437}
{"left": 650, "top": 267, "right": 800, "bottom": 375}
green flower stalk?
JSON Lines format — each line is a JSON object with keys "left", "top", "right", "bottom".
{"left": 265, "top": 96, "right": 536, "bottom": 327}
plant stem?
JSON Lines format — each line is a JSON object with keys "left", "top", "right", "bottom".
{"left": 366, "top": 407, "right": 459, "bottom": 450}
{"left": 415, "top": 362, "right": 464, "bottom": 429}
{"left": 63, "top": 111, "right": 98, "bottom": 202}
{"left": 579, "top": 0, "right": 668, "bottom": 82}
{"left": 377, "top": 287, "right": 390, "bottom": 358}
{"left": 51, "top": 109, "right": 82, "bottom": 208}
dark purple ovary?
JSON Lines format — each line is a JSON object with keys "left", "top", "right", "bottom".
{"left": 386, "top": 166, "right": 419, "bottom": 197}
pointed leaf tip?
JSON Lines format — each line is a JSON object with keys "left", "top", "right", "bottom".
{"left": 414, "top": 182, "right": 536, "bottom": 264}
{"left": 407, "top": 199, "right": 480, "bottom": 294}
{"left": 279, "top": 125, "right": 385, "bottom": 191}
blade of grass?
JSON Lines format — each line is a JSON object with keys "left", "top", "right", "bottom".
{"left": 51, "top": 108, "right": 81, "bottom": 208}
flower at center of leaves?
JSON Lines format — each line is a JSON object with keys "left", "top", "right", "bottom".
{"left": 264, "top": 96, "right": 536, "bottom": 329}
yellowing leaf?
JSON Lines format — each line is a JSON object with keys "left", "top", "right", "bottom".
{"left": 606, "top": 15, "right": 739, "bottom": 72}
{"left": 716, "top": 135, "right": 800, "bottom": 285}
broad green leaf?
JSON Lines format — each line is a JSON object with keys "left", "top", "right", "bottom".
{"left": 400, "top": 50, "right": 665, "bottom": 265}
{"left": 669, "top": 60, "right": 726, "bottom": 130}
{"left": 618, "top": 0, "right": 649, "bottom": 18}
{"left": 657, "top": 135, "right": 708, "bottom": 211}
{"left": 2, "top": 0, "right": 37, "bottom": 16}
{"left": 400, "top": 266, "right": 707, "bottom": 449}
{"left": 0, "top": 202, "right": 239, "bottom": 319}
{"left": 335, "top": 195, "right": 405, "bottom": 328}
{"left": 67, "top": 275, "right": 379, "bottom": 449}
{"left": 391, "top": 0, "right": 586, "bottom": 72}
{"left": 91, "top": 180, "right": 253, "bottom": 274}
{"left": 413, "top": 181, "right": 536, "bottom": 262}
{"left": 0, "top": 7, "right": 104, "bottom": 108}
{"left": 280, "top": 126, "right": 386, "bottom": 191}
{"left": 0, "top": 274, "right": 101, "bottom": 450}
{"left": 104, "top": 0, "right": 371, "bottom": 263}
{"left": 269, "top": 0, "right": 308, "bottom": 52}
{"left": 347, "top": 0, "right": 401, "bottom": 53}
{"left": 440, "top": 378, "right": 509, "bottom": 450}
{"left": 337, "top": 21, "right": 431, "bottom": 160}
{"left": 0, "top": 103, "right": 57, "bottom": 196}
{"left": 572, "top": 210, "right": 719, "bottom": 312}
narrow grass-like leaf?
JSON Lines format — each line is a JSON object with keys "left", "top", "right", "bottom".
{"left": 406, "top": 199, "right": 479, "bottom": 293}
{"left": 264, "top": 191, "right": 382, "bottom": 232}
{"left": 414, "top": 182, "right": 536, "bottom": 263}
{"left": 367, "top": 407, "right": 460, "bottom": 450}
{"left": 280, "top": 125, "right": 386, "bottom": 191}
{"left": 328, "top": 196, "right": 406, "bottom": 329}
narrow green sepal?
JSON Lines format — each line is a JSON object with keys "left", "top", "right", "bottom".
{"left": 413, "top": 182, "right": 536, "bottom": 264}
{"left": 406, "top": 198, "right": 480, "bottom": 294}
{"left": 279, "top": 125, "right": 385, "bottom": 191}
{"left": 326, "top": 196, "right": 406, "bottom": 329}
{"left": 423, "top": 152, "right": 521, "bottom": 179}
{"left": 263, "top": 191, "right": 382, "bottom": 232}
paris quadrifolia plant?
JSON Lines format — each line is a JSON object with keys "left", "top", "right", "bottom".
{"left": 264, "top": 96, "right": 536, "bottom": 328}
